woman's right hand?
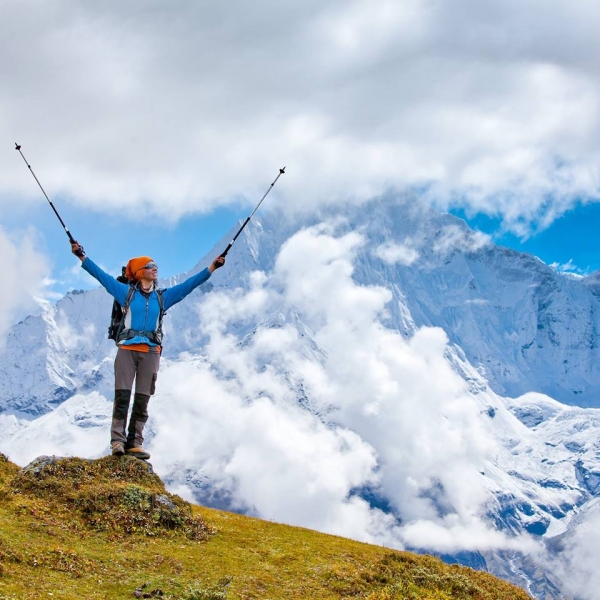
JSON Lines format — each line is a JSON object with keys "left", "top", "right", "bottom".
{"left": 209, "top": 255, "right": 225, "bottom": 273}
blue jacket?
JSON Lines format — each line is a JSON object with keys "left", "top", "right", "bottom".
{"left": 82, "top": 257, "right": 212, "bottom": 347}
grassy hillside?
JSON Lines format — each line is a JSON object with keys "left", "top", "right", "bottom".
{"left": 0, "top": 453, "right": 532, "bottom": 600}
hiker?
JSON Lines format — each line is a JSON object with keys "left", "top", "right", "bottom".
{"left": 71, "top": 241, "right": 224, "bottom": 460}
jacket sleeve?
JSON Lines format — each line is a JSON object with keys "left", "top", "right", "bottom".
{"left": 162, "top": 267, "right": 212, "bottom": 310}
{"left": 81, "top": 257, "right": 129, "bottom": 306}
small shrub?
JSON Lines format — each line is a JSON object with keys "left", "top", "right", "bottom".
{"left": 26, "top": 548, "right": 94, "bottom": 578}
{"left": 179, "top": 577, "right": 233, "bottom": 600}
{"left": 0, "top": 454, "right": 19, "bottom": 489}
{"left": 0, "top": 534, "right": 23, "bottom": 565}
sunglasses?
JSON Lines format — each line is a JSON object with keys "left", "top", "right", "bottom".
{"left": 142, "top": 262, "right": 158, "bottom": 270}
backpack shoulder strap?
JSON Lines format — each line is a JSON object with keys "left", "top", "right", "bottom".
{"left": 123, "top": 283, "right": 136, "bottom": 313}
{"left": 156, "top": 288, "right": 166, "bottom": 313}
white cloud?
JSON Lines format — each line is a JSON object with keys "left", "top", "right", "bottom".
{"left": 432, "top": 225, "right": 490, "bottom": 256}
{"left": 150, "top": 357, "right": 386, "bottom": 542}
{"left": 1, "top": 1, "right": 599, "bottom": 233}
{"left": 373, "top": 241, "right": 420, "bottom": 265}
{"left": 550, "top": 258, "right": 588, "bottom": 276}
{"left": 399, "top": 516, "right": 539, "bottom": 554}
{"left": 0, "top": 226, "right": 49, "bottom": 345}
{"left": 552, "top": 501, "right": 600, "bottom": 600}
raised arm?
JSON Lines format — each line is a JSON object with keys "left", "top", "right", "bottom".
{"left": 162, "top": 256, "right": 225, "bottom": 309}
{"left": 72, "top": 241, "right": 129, "bottom": 305}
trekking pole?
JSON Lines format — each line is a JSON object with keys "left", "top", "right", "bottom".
{"left": 14, "top": 143, "right": 84, "bottom": 257}
{"left": 220, "top": 167, "right": 286, "bottom": 257}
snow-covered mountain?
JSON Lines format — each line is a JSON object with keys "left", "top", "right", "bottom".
{"left": 1, "top": 197, "right": 599, "bottom": 600}
{"left": 3, "top": 199, "right": 598, "bottom": 416}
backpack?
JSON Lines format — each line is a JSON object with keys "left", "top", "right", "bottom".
{"left": 108, "top": 267, "right": 166, "bottom": 345}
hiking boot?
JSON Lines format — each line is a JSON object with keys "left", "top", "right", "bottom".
{"left": 125, "top": 447, "right": 151, "bottom": 460}
{"left": 111, "top": 442, "right": 125, "bottom": 456}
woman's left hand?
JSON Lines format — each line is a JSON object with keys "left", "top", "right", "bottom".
{"left": 209, "top": 256, "right": 225, "bottom": 273}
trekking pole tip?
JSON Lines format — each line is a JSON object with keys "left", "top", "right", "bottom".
{"left": 280, "top": 166, "right": 286, "bottom": 174}
{"left": 15, "top": 142, "right": 21, "bottom": 150}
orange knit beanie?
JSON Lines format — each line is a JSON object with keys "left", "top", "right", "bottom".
{"left": 125, "top": 256, "right": 154, "bottom": 281}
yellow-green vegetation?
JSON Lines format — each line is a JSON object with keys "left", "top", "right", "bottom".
{"left": 0, "top": 453, "right": 532, "bottom": 600}
{"left": 5, "top": 454, "right": 211, "bottom": 541}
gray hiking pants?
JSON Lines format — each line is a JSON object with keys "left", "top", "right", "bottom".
{"left": 114, "top": 347, "right": 160, "bottom": 396}
{"left": 111, "top": 348, "right": 160, "bottom": 447}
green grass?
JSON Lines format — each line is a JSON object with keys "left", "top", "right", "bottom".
{"left": 0, "top": 453, "right": 532, "bottom": 600}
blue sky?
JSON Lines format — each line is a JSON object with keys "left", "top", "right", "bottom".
{"left": 2, "top": 193, "right": 248, "bottom": 295}
{"left": 2, "top": 1, "right": 600, "bottom": 299}
{"left": 453, "top": 202, "right": 600, "bottom": 276}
